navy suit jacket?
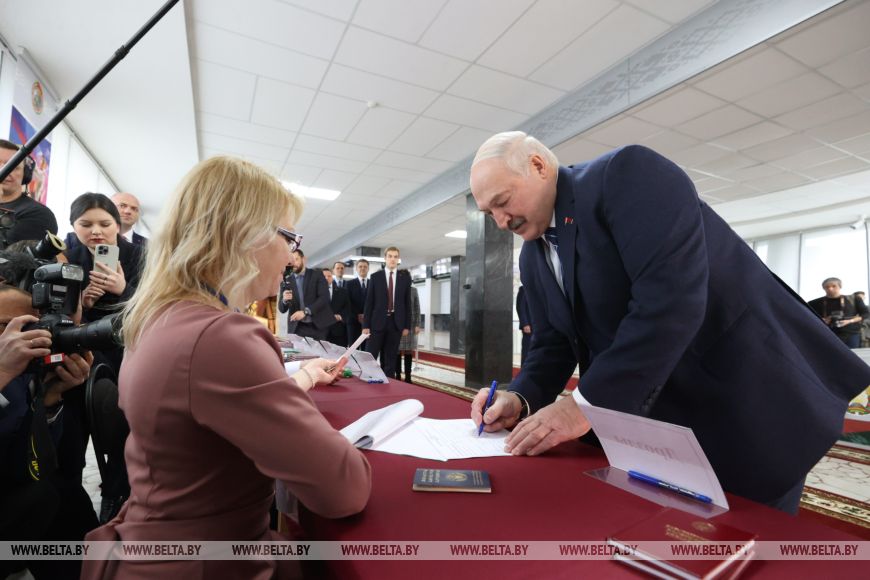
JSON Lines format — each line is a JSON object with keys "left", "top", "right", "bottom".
{"left": 346, "top": 278, "right": 368, "bottom": 320}
{"left": 329, "top": 283, "right": 351, "bottom": 331}
{"left": 363, "top": 269, "right": 411, "bottom": 333}
{"left": 516, "top": 286, "right": 531, "bottom": 330}
{"left": 515, "top": 145, "right": 870, "bottom": 504}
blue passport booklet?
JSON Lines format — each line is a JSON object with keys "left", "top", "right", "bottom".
{"left": 412, "top": 468, "right": 491, "bottom": 493}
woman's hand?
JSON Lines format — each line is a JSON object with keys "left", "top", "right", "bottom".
{"left": 81, "top": 284, "right": 106, "bottom": 309}
{"left": 292, "top": 357, "right": 347, "bottom": 391}
{"left": 90, "top": 261, "right": 127, "bottom": 296}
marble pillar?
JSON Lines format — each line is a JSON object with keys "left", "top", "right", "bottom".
{"left": 464, "top": 193, "right": 513, "bottom": 389}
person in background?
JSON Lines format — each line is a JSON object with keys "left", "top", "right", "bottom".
{"left": 0, "top": 284, "right": 95, "bottom": 580}
{"left": 111, "top": 192, "right": 147, "bottom": 246}
{"left": 323, "top": 267, "right": 350, "bottom": 347}
{"left": 396, "top": 272, "right": 420, "bottom": 383}
{"left": 854, "top": 291, "right": 870, "bottom": 348}
{"left": 63, "top": 192, "right": 145, "bottom": 523}
{"left": 346, "top": 259, "right": 369, "bottom": 347}
{"left": 363, "top": 247, "right": 411, "bottom": 379}
{"left": 333, "top": 261, "right": 346, "bottom": 288}
{"left": 278, "top": 249, "right": 333, "bottom": 340}
{"left": 808, "top": 278, "right": 869, "bottom": 348}
{"left": 82, "top": 156, "right": 370, "bottom": 579}
{"left": 0, "top": 140, "right": 59, "bottom": 249}
{"left": 516, "top": 285, "right": 532, "bottom": 365}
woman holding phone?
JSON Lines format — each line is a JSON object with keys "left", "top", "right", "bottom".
{"left": 81, "top": 156, "right": 370, "bottom": 579}
{"left": 64, "top": 192, "right": 144, "bottom": 523}
{"left": 64, "top": 192, "right": 144, "bottom": 326}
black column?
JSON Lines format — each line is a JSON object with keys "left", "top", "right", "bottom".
{"left": 464, "top": 193, "right": 513, "bottom": 389}
{"left": 449, "top": 255, "right": 465, "bottom": 354}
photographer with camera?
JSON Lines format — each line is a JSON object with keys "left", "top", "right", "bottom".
{"left": 809, "top": 277, "right": 870, "bottom": 348}
{"left": 0, "top": 284, "right": 97, "bottom": 579}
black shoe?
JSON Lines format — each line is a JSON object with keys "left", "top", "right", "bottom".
{"left": 99, "top": 495, "right": 127, "bottom": 524}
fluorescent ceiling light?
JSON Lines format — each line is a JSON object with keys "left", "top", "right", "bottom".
{"left": 445, "top": 230, "right": 467, "bottom": 239}
{"left": 282, "top": 181, "right": 341, "bottom": 201}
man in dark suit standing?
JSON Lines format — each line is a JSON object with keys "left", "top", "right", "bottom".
{"left": 469, "top": 131, "right": 870, "bottom": 513}
{"left": 112, "top": 192, "right": 148, "bottom": 246}
{"left": 363, "top": 247, "right": 411, "bottom": 379}
{"left": 345, "top": 259, "right": 370, "bottom": 347}
{"left": 277, "top": 249, "right": 333, "bottom": 340}
{"left": 516, "top": 285, "right": 532, "bottom": 365}
{"left": 323, "top": 268, "right": 350, "bottom": 346}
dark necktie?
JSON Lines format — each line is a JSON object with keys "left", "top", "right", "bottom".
{"left": 387, "top": 271, "right": 394, "bottom": 312}
{"left": 544, "top": 227, "right": 559, "bottom": 252}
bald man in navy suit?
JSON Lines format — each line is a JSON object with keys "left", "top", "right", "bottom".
{"left": 469, "top": 131, "right": 870, "bottom": 513}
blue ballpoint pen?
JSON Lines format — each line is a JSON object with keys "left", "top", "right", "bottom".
{"left": 628, "top": 470, "right": 713, "bottom": 504}
{"left": 477, "top": 380, "right": 498, "bottom": 436}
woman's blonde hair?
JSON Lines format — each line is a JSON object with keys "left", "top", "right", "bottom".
{"left": 122, "top": 156, "right": 303, "bottom": 348}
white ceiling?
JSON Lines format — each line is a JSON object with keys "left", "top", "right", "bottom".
{"left": 2, "top": 1, "right": 870, "bottom": 270}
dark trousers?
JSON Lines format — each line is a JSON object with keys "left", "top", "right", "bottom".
{"left": 838, "top": 333, "right": 861, "bottom": 348}
{"left": 367, "top": 318, "right": 401, "bottom": 378}
{"left": 327, "top": 323, "right": 348, "bottom": 347}
{"left": 0, "top": 478, "right": 98, "bottom": 579}
{"left": 395, "top": 353, "right": 413, "bottom": 383}
{"left": 347, "top": 319, "right": 363, "bottom": 346}
{"left": 766, "top": 476, "right": 806, "bottom": 515}
{"left": 291, "top": 321, "right": 327, "bottom": 340}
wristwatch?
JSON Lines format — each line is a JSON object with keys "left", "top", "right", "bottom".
{"left": 303, "top": 307, "right": 311, "bottom": 316}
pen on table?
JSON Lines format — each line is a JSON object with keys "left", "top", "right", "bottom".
{"left": 627, "top": 470, "right": 713, "bottom": 504}
{"left": 477, "top": 380, "right": 498, "bottom": 436}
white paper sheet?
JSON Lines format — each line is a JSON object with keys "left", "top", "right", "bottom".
{"left": 578, "top": 401, "right": 729, "bottom": 509}
{"left": 339, "top": 400, "right": 512, "bottom": 461}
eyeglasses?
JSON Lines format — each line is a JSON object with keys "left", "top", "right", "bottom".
{"left": 277, "top": 227, "right": 302, "bottom": 252}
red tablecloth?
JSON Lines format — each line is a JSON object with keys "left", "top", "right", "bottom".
{"left": 300, "top": 378, "right": 863, "bottom": 579}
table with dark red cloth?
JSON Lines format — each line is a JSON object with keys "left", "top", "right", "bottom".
{"left": 299, "top": 377, "right": 863, "bottom": 579}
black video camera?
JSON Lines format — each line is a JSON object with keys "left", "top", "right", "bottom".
{"left": 0, "top": 233, "right": 123, "bottom": 367}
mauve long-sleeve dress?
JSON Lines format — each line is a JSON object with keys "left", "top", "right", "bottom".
{"left": 82, "top": 301, "right": 371, "bottom": 579}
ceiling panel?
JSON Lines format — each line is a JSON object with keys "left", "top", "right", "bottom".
{"left": 424, "top": 94, "right": 527, "bottom": 132}
{"left": 819, "top": 47, "right": 870, "bottom": 88}
{"left": 477, "top": 0, "right": 618, "bottom": 78}
{"left": 191, "top": 0, "right": 345, "bottom": 60}
{"left": 286, "top": 150, "right": 369, "bottom": 173}
{"left": 375, "top": 150, "right": 454, "bottom": 174}
{"left": 692, "top": 48, "right": 808, "bottom": 102}
{"left": 388, "top": 117, "right": 459, "bottom": 156}
{"left": 427, "top": 126, "right": 495, "bottom": 163}
{"left": 675, "top": 105, "right": 763, "bottom": 141}
{"left": 448, "top": 66, "right": 565, "bottom": 115}
{"left": 280, "top": 163, "right": 324, "bottom": 186}
{"left": 300, "top": 93, "right": 368, "bottom": 140}
{"left": 711, "top": 121, "right": 792, "bottom": 151}
{"left": 293, "top": 134, "right": 382, "bottom": 162}
{"left": 199, "top": 132, "right": 289, "bottom": 162}
{"left": 774, "top": 0, "right": 870, "bottom": 68}
{"left": 737, "top": 71, "right": 842, "bottom": 117}
{"left": 530, "top": 4, "right": 670, "bottom": 91}
{"left": 312, "top": 169, "right": 359, "bottom": 191}
{"left": 633, "top": 86, "right": 726, "bottom": 126}
{"left": 250, "top": 77, "right": 316, "bottom": 131}
{"left": 197, "top": 112, "right": 297, "bottom": 147}
{"left": 193, "top": 22, "right": 327, "bottom": 89}
{"left": 352, "top": 0, "right": 447, "bottom": 44}
{"left": 194, "top": 60, "right": 256, "bottom": 120}
{"left": 773, "top": 92, "right": 868, "bottom": 131}
{"left": 623, "top": 0, "right": 715, "bottom": 24}
{"left": 584, "top": 116, "right": 663, "bottom": 147}
{"left": 419, "top": 0, "right": 534, "bottom": 61}
{"left": 280, "top": 0, "right": 357, "bottom": 21}
{"left": 319, "top": 64, "right": 440, "bottom": 114}
{"left": 346, "top": 106, "right": 417, "bottom": 148}
{"left": 334, "top": 26, "right": 467, "bottom": 91}
{"left": 771, "top": 146, "right": 848, "bottom": 171}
